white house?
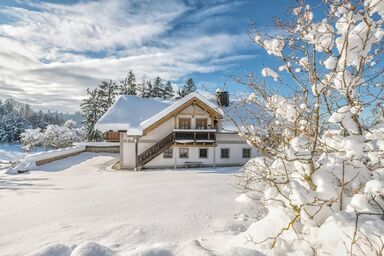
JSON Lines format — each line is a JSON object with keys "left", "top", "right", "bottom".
{"left": 95, "top": 91, "right": 258, "bottom": 170}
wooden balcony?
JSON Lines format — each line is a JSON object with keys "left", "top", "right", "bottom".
{"left": 173, "top": 129, "right": 216, "bottom": 145}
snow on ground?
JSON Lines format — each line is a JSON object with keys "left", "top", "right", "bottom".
{"left": 0, "top": 144, "right": 46, "bottom": 162}
{"left": 0, "top": 152, "right": 261, "bottom": 256}
{"left": 0, "top": 144, "right": 28, "bottom": 162}
{"left": 0, "top": 144, "right": 47, "bottom": 171}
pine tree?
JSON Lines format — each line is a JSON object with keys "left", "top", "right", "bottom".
{"left": 137, "top": 77, "right": 147, "bottom": 97}
{"left": 143, "top": 80, "right": 153, "bottom": 98}
{"left": 119, "top": 70, "right": 137, "bottom": 95}
{"left": 152, "top": 76, "right": 163, "bottom": 98}
{"left": 80, "top": 88, "right": 103, "bottom": 141}
{"left": 98, "top": 80, "right": 118, "bottom": 113}
{"left": 0, "top": 112, "right": 24, "bottom": 142}
{"left": 0, "top": 100, "right": 26, "bottom": 142}
{"left": 177, "top": 78, "right": 196, "bottom": 98}
{"left": 162, "top": 81, "right": 174, "bottom": 99}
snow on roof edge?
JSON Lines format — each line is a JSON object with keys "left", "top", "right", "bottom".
{"left": 95, "top": 95, "right": 172, "bottom": 135}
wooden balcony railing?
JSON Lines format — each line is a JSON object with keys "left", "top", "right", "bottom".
{"left": 174, "top": 129, "right": 216, "bottom": 144}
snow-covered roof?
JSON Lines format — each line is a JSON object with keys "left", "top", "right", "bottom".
{"left": 95, "top": 95, "right": 172, "bottom": 135}
{"left": 95, "top": 92, "right": 222, "bottom": 136}
{"left": 95, "top": 92, "right": 268, "bottom": 136}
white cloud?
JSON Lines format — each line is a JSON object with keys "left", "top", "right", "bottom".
{"left": 0, "top": 0, "right": 252, "bottom": 112}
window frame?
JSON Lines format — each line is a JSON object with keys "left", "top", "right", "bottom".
{"left": 220, "top": 148, "right": 230, "bottom": 159}
{"left": 242, "top": 148, "right": 251, "bottom": 158}
{"left": 163, "top": 148, "right": 173, "bottom": 158}
{"left": 178, "top": 118, "right": 191, "bottom": 129}
{"left": 199, "top": 148, "right": 208, "bottom": 158}
{"left": 195, "top": 118, "right": 208, "bottom": 129}
{"left": 179, "top": 148, "right": 189, "bottom": 158}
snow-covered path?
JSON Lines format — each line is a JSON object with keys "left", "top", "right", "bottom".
{"left": 0, "top": 153, "right": 255, "bottom": 256}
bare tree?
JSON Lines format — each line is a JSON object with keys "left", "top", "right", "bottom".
{"left": 230, "top": 1, "right": 384, "bottom": 255}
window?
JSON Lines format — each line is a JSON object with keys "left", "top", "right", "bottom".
{"left": 242, "top": 148, "right": 251, "bottom": 158}
{"left": 199, "top": 148, "right": 208, "bottom": 158}
{"left": 196, "top": 118, "right": 207, "bottom": 129}
{"left": 221, "top": 148, "right": 230, "bottom": 158}
{"left": 179, "top": 148, "right": 189, "bottom": 158}
{"left": 163, "top": 148, "right": 173, "bottom": 158}
{"left": 179, "top": 118, "right": 191, "bottom": 129}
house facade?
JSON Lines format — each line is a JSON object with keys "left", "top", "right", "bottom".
{"left": 95, "top": 92, "right": 257, "bottom": 170}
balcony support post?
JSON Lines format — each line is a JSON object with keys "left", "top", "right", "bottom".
{"left": 213, "top": 146, "right": 216, "bottom": 168}
{"left": 134, "top": 136, "right": 139, "bottom": 171}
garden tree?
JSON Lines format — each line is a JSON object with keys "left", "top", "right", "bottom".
{"left": 229, "top": 1, "right": 384, "bottom": 255}
{"left": 80, "top": 88, "right": 103, "bottom": 141}
{"left": 152, "top": 76, "right": 163, "bottom": 98}
{"left": 98, "top": 80, "right": 118, "bottom": 113}
{"left": 162, "top": 81, "right": 175, "bottom": 99}
{"left": 177, "top": 78, "right": 196, "bottom": 97}
{"left": 119, "top": 70, "right": 137, "bottom": 95}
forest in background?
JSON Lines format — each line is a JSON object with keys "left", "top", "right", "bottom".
{"left": 0, "top": 98, "right": 82, "bottom": 143}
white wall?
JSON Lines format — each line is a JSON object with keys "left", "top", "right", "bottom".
{"left": 145, "top": 146, "right": 215, "bottom": 168}
{"left": 121, "top": 131, "right": 257, "bottom": 169}
{"left": 215, "top": 133, "right": 258, "bottom": 166}
{"left": 145, "top": 133, "right": 257, "bottom": 168}
{"left": 120, "top": 108, "right": 258, "bottom": 169}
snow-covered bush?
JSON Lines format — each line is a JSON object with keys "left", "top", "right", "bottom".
{"left": 232, "top": 1, "right": 384, "bottom": 255}
{"left": 21, "top": 120, "right": 85, "bottom": 151}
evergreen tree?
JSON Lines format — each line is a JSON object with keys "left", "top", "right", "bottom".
{"left": 177, "top": 78, "right": 196, "bottom": 98}
{"left": 143, "top": 80, "right": 153, "bottom": 98}
{"left": 152, "top": 76, "right": 163, "bottom": 98}
{"left": 98, "top": 80, "right": 118, "bottom": 113}
{"left": 119, "top": 70, "right": 137, "bottom": 95}
{"left": 0, "top": 111, "right": 25, "bottom": 142}
{"left": 162, "top": 81, "right": 174, "bottom": 99}
{"left": 80, "top": 88, "right": 103, "bottom": 141}
{"left": 0, "top": 99, "right": 66, "bottom": 143}
{"left": 137, "top": 77, "right": 147, "bottom": 97}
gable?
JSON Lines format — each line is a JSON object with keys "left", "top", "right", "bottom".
{"left": 142, "top": 96, "right": 222, "bottom": 135}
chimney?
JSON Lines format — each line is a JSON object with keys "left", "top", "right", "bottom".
{"left": 216, "top": 89, "right": 229, "bottom": 107}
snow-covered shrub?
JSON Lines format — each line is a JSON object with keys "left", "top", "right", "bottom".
{"left": 231, "top": 1, "right": 384, "bottom": 255}
{"left": 21, "top": 120, "right": 85, "bottom": 151}
{"left": 20, "top": 128, "right": 44, "bottom": 151}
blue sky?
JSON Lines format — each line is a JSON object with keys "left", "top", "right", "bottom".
{"left": 0, "top": 0, "right": 297, "bottom": 112}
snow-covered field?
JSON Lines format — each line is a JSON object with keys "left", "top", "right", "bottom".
{"left": 0, "top": 144, "right": 29, "bottom": 162}
{"left": 0, "top": 152, "right": 260, "bottom": 256}
{"left": 0, "top": 144, "right": 46, "bottom": 170}
{"left": 0, "top": 144, "right": 46, "bottom": 162}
